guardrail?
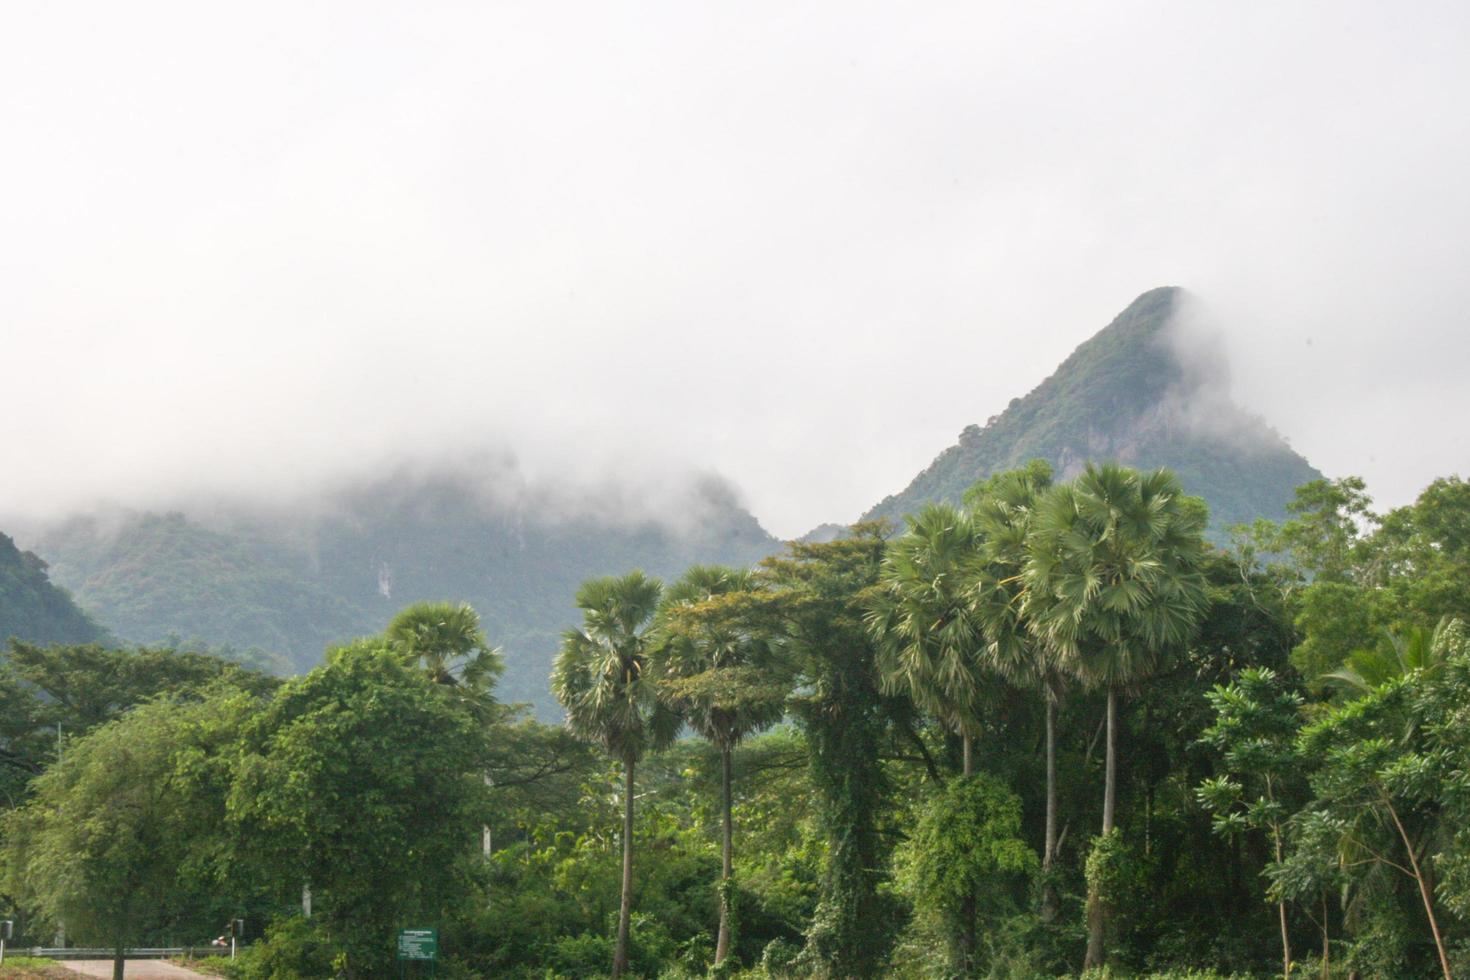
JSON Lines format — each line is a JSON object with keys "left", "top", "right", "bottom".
{"left": 13, "top": 946, "right": 240, "bottom": 959}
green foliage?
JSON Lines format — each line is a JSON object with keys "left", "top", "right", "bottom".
{"left": 1084, "top": 830, "right": 1144, "bottom": 916}
{"left": 553, "top": 571, "right": 680, "bottom": 766}
{"left": 1025, "top": 464, "right": 1211, "bottom": 690}
{"left": 896, "top": 773, "right": 1038, "bottom": 970}
{"left": 35, "top": 513, "right": 362, "bottom": 672}
{"left": 867, "top": 504, "right": 992, "bottom": 748}
{"left": 384, "top": 599, "right": 504, "bottom": 693}
{"left": 0, "top": 688, "right": 259, "bottom": 954}
{"left": 228, "top": 642, "right": 487, "bottom": 977}
{"left": 759, "top": 526, "right": 900, "bottom": 978}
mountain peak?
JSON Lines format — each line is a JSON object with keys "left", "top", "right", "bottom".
{"left": 864, "top": 287, "right": 1319, "bottom": 531}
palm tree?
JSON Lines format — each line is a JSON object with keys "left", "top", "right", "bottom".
{"left": 865, "top": 504, "right": 992, "bottom": 975}
{"left": 865, "top": 503, "right": 991, "bottom": 777}
{"left": 1323, "top": 617, "right": 1461, "bottom": 696}
{"left": 654, "top": 565, "right": 789, "bottom": 968}
{"left": 552, "top": 571, "right": 679, "bottom": 979}
{"left": 386, "top": 601, "right": 502, "bottom": 696}
{"left": 1024, "top": 464, "right": 1209, "bottom": 970}
{"left": 967, "top": 461, "right": 1061, "bottom": 912}
{"left": 385, "top": 601, "right": 505, "bottom": 857}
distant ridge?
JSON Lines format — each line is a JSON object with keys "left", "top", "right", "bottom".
{"left": 33, "top": 466, "right": 780, "bottom": 717}
{"left": 0, "top": 531, "right": 108, "bottom": 647}
{"left": 863, "top": 287, "right": 1321, "bottom": 531}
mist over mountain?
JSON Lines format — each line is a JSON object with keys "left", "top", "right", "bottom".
{"left": 863, "top": 287, "right": 1321, "bottom": 531}
{"left": 28, "top": 461, "right": 778, "bottom": 716}
{"left": 14, "top": 287, "right": 1325, "bottom": 717}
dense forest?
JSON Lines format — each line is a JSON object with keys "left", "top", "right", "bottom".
{"left": 4, "top": 463, "right": 1469, "bottom": 979}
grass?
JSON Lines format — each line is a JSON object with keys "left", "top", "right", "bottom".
{"left": 0, "top": 957, "right": 75, "bottom": 979}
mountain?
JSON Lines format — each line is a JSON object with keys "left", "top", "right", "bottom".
{"left": 32, "top": 464, "right": 780, "bottom": 716}
{"left": 864, "top": 287, "right": 1321, "bottom": 531}
{"left": 0, "top": 531, "right": 108, "bottom": 647}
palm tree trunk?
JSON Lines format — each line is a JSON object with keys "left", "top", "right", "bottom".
{"left": 962, "top": 730, "right": 974, "bottom": 777}
{"left": 1084, "top": 687, "right": 1117, "bottom": 971}
{"left": 1102, "top": 687, "right": 1117, "bottom": 835}
{"left": 613, "top": 759, "right": 635, "bottom": 980}
{"left": 1041, "top": 692, "right": 1060, "bottom": 922}
{"left": 715, "top": 745, "right": 734, "bottom": 965}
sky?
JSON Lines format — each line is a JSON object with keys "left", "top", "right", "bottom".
{"left": 3, "top": 1, "right": 1468, "bottom": 539}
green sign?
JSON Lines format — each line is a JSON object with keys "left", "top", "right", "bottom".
{"left": 397, "top": 928, "right": 438, "bottom": 961}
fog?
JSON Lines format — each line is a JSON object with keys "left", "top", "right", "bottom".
{"left": 3, "top": 1, "right": 1468, "bottom": 538}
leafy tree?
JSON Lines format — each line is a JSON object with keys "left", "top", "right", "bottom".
{"left": 655, "top": 565, "right": 790, "bottom": 968}
{"left": 0, "top": 641, "right": 276, "bottom": 807}
{"left": 551, "top": 571, "right": 679, "bottom": 979}
{"left": 758, "top": 524, "right": 898, "bottom": 978}
{"left": 229, "top": 641, "right": 486, "bottom": 978}
{"left": 1269, "top": 476, "right": 1378, "bottom": 583}
{"left": 1, "top": 688, "right": 256, "bottom": 980}
{"left": 894, "top": 773, "right": 1038, "bottom": 972}
{"left": 1024, "top": 463, "right": 1210, "bottom": 970}
{"left": 1196, "top": 667, "right": 1307, "bottom": 978}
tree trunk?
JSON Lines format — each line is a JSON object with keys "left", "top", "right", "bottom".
{"left": 1083, "top": 687, "right": 1117, "bottom": 971}
{"left": 613, "top": 759, "right": 635, "bottom": 979}
{"left": 112, "top": 944, "right": 125, "bottom": 980}
{"left": 1272, "top": 825, "right": 1292, "bottom": 978}
{"left": 1384, "top": 795, "right": 1451, "bottom": 980}
{"left": 1102, "top": 688, "right": 1117, "bottom": 835}
{"left": 1041, "top": 692, "right": 1060, "bottom": 922}
{"left": 715, "top": 746, "right": 734, "bottom": 966}
{"left": 956, "top": 726, "right": 976, "bottom": 972}
{"left": 1321, "top": 891, "right": 1331, "bottom": 980}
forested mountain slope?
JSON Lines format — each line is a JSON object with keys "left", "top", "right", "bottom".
{"left": 33, "top": 466, "right": 779, "bottom": 715}
{"left": 864, "top": 286, "right": 1321, "bottom": 531}
{"left": 0, "top": 531, "right": 108, "bottom": 646}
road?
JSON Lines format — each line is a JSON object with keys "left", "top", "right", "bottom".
{"left": 60, "top": 962, "right": 215, "bottom": 979}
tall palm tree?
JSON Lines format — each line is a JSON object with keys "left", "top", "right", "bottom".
{"left": 654, "top": 565, "right": 789, "bottom": 968}
{"left": 865, "top": 503, "right": 991, "bottom": 777}
{"left": 865, "top": 504, "right": 991, "bottom": 976}
{"left": 967, "top": 461, "right": 1061, "bottom": 911}
{"left": 552, "top": 571, "right": 679, "bottom": 980}
{"left": 1024, "top": 464, "right": 1209, "bottom": 970}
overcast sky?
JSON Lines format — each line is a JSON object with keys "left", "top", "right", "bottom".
{"left": 3, "top": 1, "right": 1468, "bottom": 538}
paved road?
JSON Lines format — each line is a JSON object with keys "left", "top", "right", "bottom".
{"left": 61, "top": 961, "right": 215, "bottom": 979}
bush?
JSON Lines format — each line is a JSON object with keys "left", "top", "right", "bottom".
{"left": 230, "top": 917, "right": 336, "bottom": 980}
